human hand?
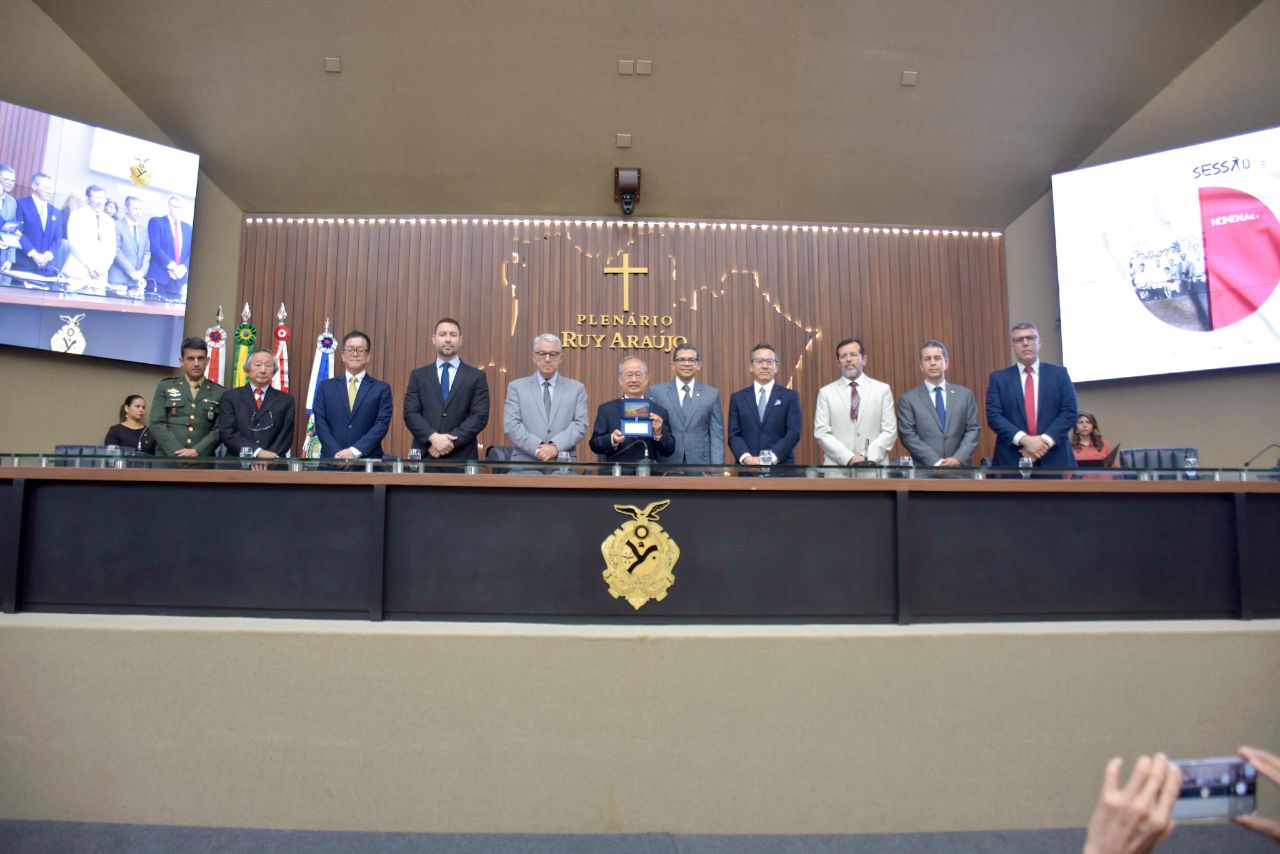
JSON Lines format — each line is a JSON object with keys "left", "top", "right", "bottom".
{"left": 650, "top": 413, "right": 664, "bottom": 438}
{"left": 1019, "top": 434, "right": 1050, "bottom": 459}
{"left": 742, "top": 455, "right": 761, "bottom": 466}
{"left": 611, "top": 429, "right": 624, "bottom": 447}
{"left": 938, "top": 457, "right": 961, "bottom": 467}
{"left": 1083, "top": 754, "right": 1181, "bottom": 854}
{"left": 1234, "top": 746, "right": 1280, "bottom": 840}
{"left": 174, "top": 448, "right": 199, "bottom": 458}
{"left": 847, "top": 454, "right": 866, "bottom": 465}
{"left": 428, "top": 433, "right": 454, "bottom": 456}
{"left": 334, "top": 448, "right": 356, "bottom": 460}
{"left": 535, "top": 444, "right": 558, "bottom": 462}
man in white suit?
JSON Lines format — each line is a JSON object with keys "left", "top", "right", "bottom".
{"left": 896, "top": 339, "right": 981, "bottom": 468}
{"left": 814, "top": 337, "right": 897, "bottom": 471}
{"left": 503, "top": 333, "right": 589, "bottom": 462}
{"left": 649, "top": 343, "right": 724, "bottom": 466}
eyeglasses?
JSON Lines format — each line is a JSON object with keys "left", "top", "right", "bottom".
{"left": 1011, "top": 335, "right": 1039, "bottom": 345}
{"left": 673, "top": 358, "right": 699, "bottom": 366}
{"left": 342, "top": 347, "right": 368, "bottom": 355}
{"left": 533, "top": 351, "right": 562, "bottom": 359}
{"left": 750, "top": 358, "right": 777, "bottom": 366}
{"left": 621, "top": 372, "right": 647, "bottom": 380}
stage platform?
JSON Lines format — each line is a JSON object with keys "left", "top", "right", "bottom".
{"left": 2, "top": 613, "right": 1278, "bottom": 839}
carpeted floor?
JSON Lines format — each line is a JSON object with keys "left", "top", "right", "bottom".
{"left": 0, "top": 820, "right": 1273, "bottom": 853}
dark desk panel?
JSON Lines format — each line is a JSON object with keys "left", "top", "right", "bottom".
{"left": 2, "top": 469, "right": 1276, "bottom": 623}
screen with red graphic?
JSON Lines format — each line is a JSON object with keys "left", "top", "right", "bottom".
{"left": 1052, "top": 126, "right": 1280, "bottom": 382}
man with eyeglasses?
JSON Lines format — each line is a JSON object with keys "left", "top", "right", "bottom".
{"left": 727, "top": 343, "right": 802, "bottom": 467}
{"left": 312, "top": 330, "right": 393, "bottom": 459}
{"left": 503, "top": 333, "right": 588, "bottom": 462}
{"left": 985, "top": 321, "right": 1078, "bottom": 470}
{"left": 814, "top": 337, "right": 897, "bottom": 473}
{"left": 649, "top": 344, "right": 724, "bottom": 466}
{"left": 217, "top": 348, "right": 296, "bottom": 460}
{"left": 588, "top": 356, "right": 674, "bottom": 463}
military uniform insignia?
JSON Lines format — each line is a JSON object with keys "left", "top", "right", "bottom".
{"left": 50, "top": 313, "right": 87, "bottom": 354}
{"left": 601, "top": 499, "right": 680, "bottom": 610}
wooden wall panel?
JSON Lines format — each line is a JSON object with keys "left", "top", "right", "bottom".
{"left": 235, "top": 218, "right": 1009, "bottom": 465}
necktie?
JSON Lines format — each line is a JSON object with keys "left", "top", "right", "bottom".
{"left": 440, "top": 362, "right": 452, "bottom": 402}
{"left": 171, "top": 218, "right": 182, "bottom": 261}
{"left": 348, "top": 375, "right": 358, "bottom": 409}
{"left": 542, "top": 380, "right": 552, "bottom": 416}
{"left": 681, "top": 384, "right": 691, "bottom": 407}
{"left": 849, "top": 381, "right": 860, "bottom": 422}
{"left": 1023, "top": 366, "right": 1037, "bottom": 435}
{"left": 133, "top": 225, "right": 139, "bottom": 254}
{"left": 757, "top": 386, "right": 767, "bottom": 420}
{"left": 933, "top": 386, "right": 946, "bottom": 430}
{"left": 254, "top": 388, "right": 263, "bottom": 410}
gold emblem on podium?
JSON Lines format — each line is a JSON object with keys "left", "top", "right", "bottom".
{"left": 601, "top": 499, "right": 680, "bottom": 610}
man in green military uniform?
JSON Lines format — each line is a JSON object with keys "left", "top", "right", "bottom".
{"left": 149, "top": 337, "right": 225, "bottom": 456}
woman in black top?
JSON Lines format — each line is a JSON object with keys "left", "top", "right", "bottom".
{"left": 104, "top": 394, "right": 156, "bottom": 453}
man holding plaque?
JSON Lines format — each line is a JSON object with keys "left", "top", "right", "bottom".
{"left": 589, "top": 356, "right": 674, "bottom": 463}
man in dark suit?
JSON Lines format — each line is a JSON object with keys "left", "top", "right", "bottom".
{"left": 897, "top": 339, "right": 981, "bottom": 467}
{"left": 313, "top": 329, "right": 393, "bottom": 459}
{"left": 985, "top": 322, "right": 1078, "bottom": 469}
{"left": 146, "top": 195, "right": 193, "bottom": 299}
{"left": 649, "top": 343, "right": 724, "bottom": 465}
{"left": 217, "top": 348, "right": 296, "bottom": 461}
{"left": 588, "top": 356, "right": 675, "bottom": 462}
{"left": 11, "top": 172, "right": 64, "bottom": 279}
{"left": 727, "top": 343, "right": 802, "bottom": 466}
{"left": 403, "top": 317, "right": 490, "bottom": 461}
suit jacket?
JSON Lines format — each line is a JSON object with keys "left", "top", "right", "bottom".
{"left": 588, "top": 398, "right": 676, "bottom": 462}
{"left": 146, "top": 214, "right": 193, "bottom": 296}
{"left": 985, "top": 361, "right": 1078, "bottom": 468}
{"left": 14, "top": 196, "right": 62, "bottom": 272}
{"left": 813, "top": 374, "right": 897, "bottom": 465}
{"left": 649, "top": 379, "right": 724, "bottom": 465}
{"left": 896, "top": 382, "right": 981, "bottom": 466}
{"left": 0, "top": 192, "right": 16, "bottom": 271}
{"left": 503, "top": 373, "right": 588, "bottom": 461}
{"left": 403, "top": 360, "right": 490, "bottom": 460}
{"left": 109, "top": 217, "right": 151, "bottom": 285}
{"left": 217, "top": 384, "right": 295, "bottom": 457}
{"left": 727, "top": 384, "right": 802, "bottom": 465}
{"left": 313, "top": 373, "right": 393, "bottom": 458}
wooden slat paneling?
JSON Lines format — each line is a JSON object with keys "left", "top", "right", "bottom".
{"left": 235, "top": 218, "right": 1009, "bottom": 465}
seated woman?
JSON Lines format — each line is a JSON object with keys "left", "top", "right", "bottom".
{"left": 1071, "top": 411, "right": 1115, "bottom": 467}
{"left": 104, "top": 394, "right": 156, "bottom": 453}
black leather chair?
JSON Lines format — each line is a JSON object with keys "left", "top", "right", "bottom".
{"left": 1118, "top": 446, "right": 1197, "bottom": 479}
{"left": 485, "top": 446, "right": 516, "bottom": 461}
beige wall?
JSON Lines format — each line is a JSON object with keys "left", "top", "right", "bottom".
{"left": 0, "top": 0, "right": 241, "bottom": 453}
{"left": 1004, "top": 0, "right": 1280, "bottom": 467}
{"left": 2, "top": 614, "right": 1278, "bottom": 833}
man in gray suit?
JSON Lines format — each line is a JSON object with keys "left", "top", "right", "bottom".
{"left": 649, "top": 343, "right": 724, "bottom": 465}
{"left": 896, "top": 339, "right": 981, "bottom": 468}
{"left": 503, "top": 332, "right": 589, "bottom": 461}
{"left": 108, "top": 195, "right": 151, "bottom": 294}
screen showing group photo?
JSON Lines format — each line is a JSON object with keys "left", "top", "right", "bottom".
{"left": 0, "top": 97, "right": 200, "bottom": 367}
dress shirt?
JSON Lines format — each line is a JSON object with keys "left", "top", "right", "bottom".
{"left": 1011, "top": 360, "right": 1053, "bottom": 448}
{"left": 344, "top": 371, "right": 367, "bottom": 457}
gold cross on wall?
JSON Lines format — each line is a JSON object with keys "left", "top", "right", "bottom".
{"left": 604, "top": 252, "right": 649, "bottom": 312}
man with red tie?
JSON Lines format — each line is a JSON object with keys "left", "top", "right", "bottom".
{"left": 985, "top": 322, "right": 1078, "bottom": 469}
{"left": 146, "top": 195, "right": 192, "bottom": 300}
{"left": 217, "top": 348, "right": 295, "bottom": 460}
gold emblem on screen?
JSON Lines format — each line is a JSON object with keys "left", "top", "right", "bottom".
{"left": 601, "top": 499, "right": 680, "bottom": 610}
{"left": 129, "top": 157, "right": 151, "bottom": 187}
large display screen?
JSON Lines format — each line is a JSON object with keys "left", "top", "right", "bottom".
{"left": 1053, "top": 126, "right": 1280, "bottom": 382}
{"left": 0, "top": 97, "right": 199, "bottom": 366}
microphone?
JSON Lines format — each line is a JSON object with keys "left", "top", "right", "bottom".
{"left": 614, "top": 437, "right": 647, "bottom": 459}
{"left": 1242, "top": 443, "right": 1280, "bottom": 468}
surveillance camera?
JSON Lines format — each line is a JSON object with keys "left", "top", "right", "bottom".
{"left": 620, "top": 193, "right": 637, "bottom": 216}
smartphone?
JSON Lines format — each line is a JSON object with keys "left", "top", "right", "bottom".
{"left": 1172, "top": 756, "right": 1257, "bottom": 821}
